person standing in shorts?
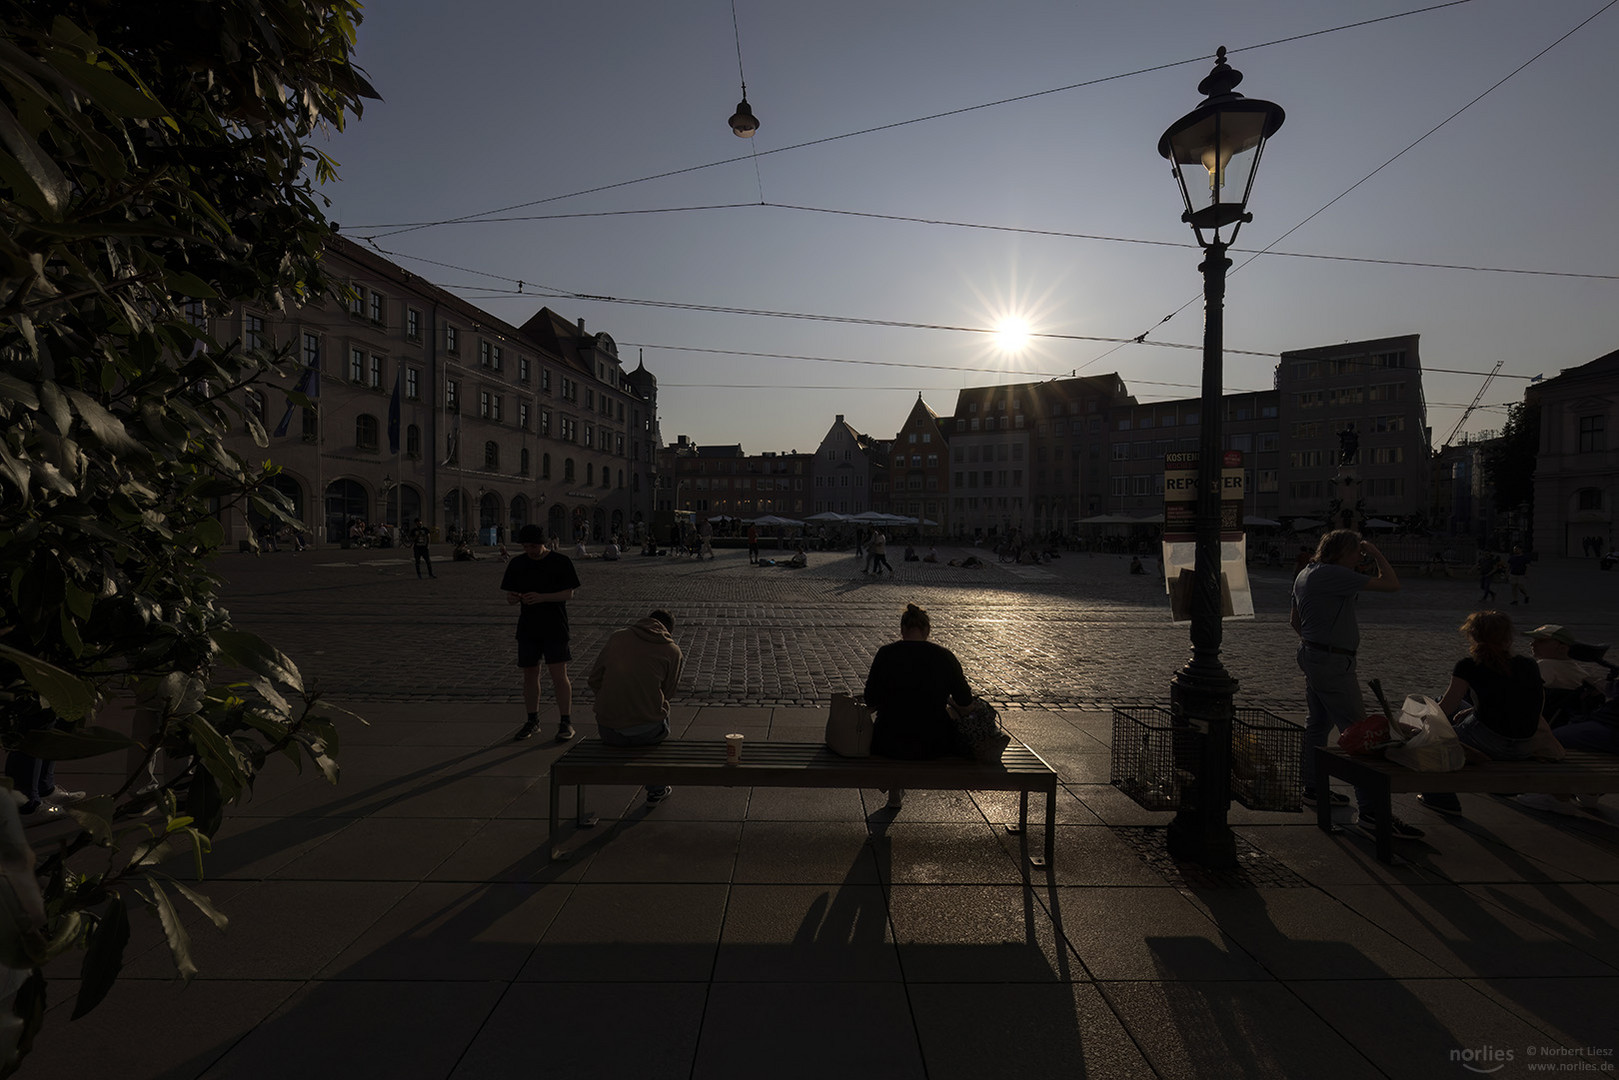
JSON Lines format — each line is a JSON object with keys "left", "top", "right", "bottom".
{"left": 502, "top": 523, "right": 582, "bottom": 741}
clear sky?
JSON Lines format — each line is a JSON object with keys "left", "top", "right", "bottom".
{"left": 321, "top": 0, "right": 1618, "bottom": 455}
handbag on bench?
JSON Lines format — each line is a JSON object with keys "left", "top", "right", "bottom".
{"left": 826, "top": 693, "right": 875, "bottom": 757}
{"left": 949, "top": 698, "right": 1011, "bottom": 765}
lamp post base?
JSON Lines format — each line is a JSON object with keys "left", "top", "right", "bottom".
{"left": 1166, "top": 665, "right": 1239, "bottom": 868}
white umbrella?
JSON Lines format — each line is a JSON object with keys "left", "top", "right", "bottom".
{"left": 848, "top": 511, "right": 892, "bottom": 524}
{"left": 1080, "top": 514, "right": 1133, "bottom": 524}
{"left": 1363, "top": 517, "right": 1399, "bottom": 529}
{"left": 1243, "top": 515, "right": 1281, "bottom": 527}
{"left": 1291, "top": 518, "right": 1325, "bottom": 530}
{"left": 751, "top": 515, "right": 802, "bottom": 527}
{"left": 1133, "top": 512, "right": 1164, "bottom": 524}
{"left": 805, "top": 511, "right": 848, "bottom": 522}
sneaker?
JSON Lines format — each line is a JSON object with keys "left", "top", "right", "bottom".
{"left": 555, "top": 722, "right": 575, "bottom": 743}
{"left": 1514, "top": 793, "right": 1582, "bottom": 816}
{"left": 514, "top": 719, "right": 540, "bottom": 741}
{"left": 1302, "top": 787, "right": 1350, "bottom": 808}
{"left": 1572, "top": 794, "right": 1603, "bottom": 810}
{"left": 43, "top": 786, "right": 85, "bottom": 805}
{"left": 1357, "top": 813, "right": 1425, "bottom": 840}
{"left": 1418, "top": 793, "right": 1463, "bottom": 816}
{"left": 19, "top": 801, "right": 65, "bottom": 820}
{"left": 645, "top": 785, "right": 672, "bottom": 804}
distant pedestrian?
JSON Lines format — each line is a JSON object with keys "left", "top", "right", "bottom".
{"left": 747, "top": 524, "right": 760, "bottom": 565}
{"left": 502, "top": 523, "right": 581, "bottom": 742}
{"left": 870, "top": 529, "right": 893, "bottom": 575}
{"left": 1506, "top": 546, "right": 1530, "bottom": 605}
{"left": 410, "top": 518, "right": 434, "bottom": 579}
{"left": 1477, "top": 551, "right": 1503, "bottom": 603}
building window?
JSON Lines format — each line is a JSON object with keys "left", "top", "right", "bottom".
{"left": 369, "top": 354, "right": 382, "bottom": 389}
{"left": 479, "top": 390, "right": 491, "bottom": 418}
{"left": 518, "top": 402, "right": 530, "bottom": 429}
{"left": 356, "top": 414, "right": 378, "bottom": 450}
{"left": 492, "top": 395, "right": 503, "bottom": 423}
{"left": 406, "top": 367, "right": 419, "bottom": 401}
{"left": 1577, "top": 487, "right": 1603, "bottom": 511}
{"left": 301, "top": 407, "right": 317, "bottom": 441}
{"left": 519, "top": 356, "right": 530, "bottom": 382}
{"left": 540, "top": 408, "right": 551, "bottom": 436}
{"left": 1578, "top": 415, "right": 1606, "bottom": 453}
{"left": 245, "top": 314, "right": 267, "bottom": 350}
{"left": 542, "top": 453, "right": 551, "bottom": 479}
{"left": 520, "top": 448, "right": 530, "bottom": 476}
{"left": 348, "top": 285, "right": 365, "bottom": 317}
{"left": 406, "top": 308, "right": 420, "bottom": 340}
{"left": 369, "top": 292, "right": 384, "bottom": 325}
{"left": 303, "top": 332, "right": 320, "bottom": 369}
{"left": 540, "top": 368, "right": 551, "bottom": 393}
{"left": 446, "top": 378, "right": 459, "bottom": 413}
{"left": 484, "top": 440, "right": 499, "bottom": 470}
{"left": 406, "top": 424, "right": 421, "bottom": 458}
{"left": 445, "top": 325, "right": 459, "bottom": 354}
{"left": 348, "top": 348, "right": 363, "bottom": 383}
{"left": 564, "top": 458, "right": 575, "bottom": 482}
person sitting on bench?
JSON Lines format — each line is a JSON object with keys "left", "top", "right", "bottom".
{"left": 587, "top": 609, "right": 684, "bottom": 804}
{"left": 863, "top": 603, "right": 973, "bottom": 809}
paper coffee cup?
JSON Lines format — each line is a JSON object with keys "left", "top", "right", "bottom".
{"left": 725, "top": 733, "right": 744, "bottom": 764}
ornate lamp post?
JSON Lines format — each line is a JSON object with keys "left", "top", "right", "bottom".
{"left": 1157, "top": 47, "right": 1285, "bottom": 866}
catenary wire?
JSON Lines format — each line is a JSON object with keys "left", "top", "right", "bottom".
{"left": 352, "top": 2, "right": 1481, "bottom": 238}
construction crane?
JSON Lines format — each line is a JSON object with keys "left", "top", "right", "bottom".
{"left": 1442, "top": 360, "right": 1503, "bottom": 448}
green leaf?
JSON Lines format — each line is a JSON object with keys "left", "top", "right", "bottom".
{"left": 165, "top": 878, "right": 228, "bottom": 932}
{"left": 183, "top": 767, "right": 225, "bottom": 837}
{"left": 66, "top": 795, "right": 117, "bottom": 846}
{"left": 213, "top": 629, "right": 304, "bottom": 694}
{"left": 63, "top": 389, "right": 144, "bottom": 456}
{"left": 182, "top": 715, "right": 250, "bottom": 799}
{"left": 144, "top": 878, "right": 197, "bottom": 983}
{"left": 16, "top": 726, "right": 135, "bottom": 761}
{"left": 72, "top": 895, "right": 129, "bottom": 1019}
{"left": 0, "top": 642, "right": 95, "bottom": 722}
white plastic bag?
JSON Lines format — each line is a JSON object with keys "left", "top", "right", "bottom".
{"left": 1386, "top": 694, "right": 1467, "bottom": 772}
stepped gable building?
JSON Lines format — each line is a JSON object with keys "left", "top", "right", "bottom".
{"left": 1275, "top": 334, "right": 1430, "bottom": 524}
{"left": 1526, "top": 347, "right": 1619, "bottom": 557}
{"left": 946, "top": 375, "right": 1133, "bottom": 540}
{"left": 875, "top": 394, "right": 951, "bottom": 532}
{"left": 219, "top": 235, "right": 658, "bottom": 546}
{"left": 812, "top": 415, "right": 887, "bottom": 516}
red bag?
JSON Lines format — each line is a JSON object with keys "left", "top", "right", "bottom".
{"left": 1339, "top": 715, "right": 1395, "bottom": 756}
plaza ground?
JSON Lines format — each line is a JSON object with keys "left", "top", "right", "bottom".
{"left": 24, "top": 545, "right": 1619, "bottom": 1079}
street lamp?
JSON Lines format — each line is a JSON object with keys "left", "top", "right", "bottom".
{"left": 380, "top": 474, "right": 396, "bottom": 532}
{"left": 1158, "top": 47, "right": 1284, "bottom": 867}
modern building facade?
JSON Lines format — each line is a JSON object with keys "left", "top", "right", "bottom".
{"left": 219, "top": 236, "right": 659, "bottom": 546}
{"left": 1527, "top": 348, "right": 1618, "bottom": 558}
{"left": 1275, "top": 334, "right": 1430, "bottom": 523}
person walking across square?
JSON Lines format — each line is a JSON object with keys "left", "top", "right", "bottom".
{"left": 588, "top": 610, "right": 684, "bottom": 804}
{"left": 502, "top": 523, "right": 581, "bottom": 741}
{"left": 1291, "top": 529, "right": 1423, "bottom": 840}
{"left": 410, "top": 518, "right": 434, "bottom": 579}
{"left": 870, "top": 529, "right": 893, "bottom": 576}
{"left": 1506, "top": 546, "right": 1530, "bottom": 605}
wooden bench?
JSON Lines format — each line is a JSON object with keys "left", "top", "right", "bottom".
{"left": 1314, "top": 746, "right": 1619, "bottom": 863}
{"left": 549, "top": 738, "right": 1060, "bottom": 869}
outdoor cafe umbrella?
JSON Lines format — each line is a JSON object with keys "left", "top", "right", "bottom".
{"left": 1363, "top": 518, "right": 1399, "bottom": 529}
{"left": 750, "top": 515, "right": 802, "bottom": 527}
{"left": 805, "top": 511, "right": 848, "bottom": 522}
{"left": 1290, "top": 518, "right": 1325, "bottom": 531}
{"left": 1243, "top": 515, "right": 1281, "bottom": 527}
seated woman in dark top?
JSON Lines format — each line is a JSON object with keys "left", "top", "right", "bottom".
{"left": 863, "top": 603, "right": 973, "bottom": 810}
{"left": 1420, "top": 610, "right": 1545, "bottom": 815}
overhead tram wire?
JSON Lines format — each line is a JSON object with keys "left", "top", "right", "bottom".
{"left": 366, "top": 202, "right": 1618, "bottom": 282}
{"left": 1085, "top": 0, "right": 1619, "bottom": 373}
{"left": 352, "top": 1, "right": 1482, "bottom": 239}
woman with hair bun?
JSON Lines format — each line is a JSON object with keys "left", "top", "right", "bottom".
{"left": 1418, "top": 610, "right": 1545, "bottom": 816}
{"left": 863, "top": 604, "right": 973, "bottom": 807}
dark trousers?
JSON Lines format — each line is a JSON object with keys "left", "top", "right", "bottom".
{"left": 414, "top": 545, "right": 434, "bottom": 578}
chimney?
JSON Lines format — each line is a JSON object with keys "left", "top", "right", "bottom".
{"left": 835, "top": 414, "right": 844, "bottom": 423}
{"left": 577, "top": 318, "right": 586, "bottom": 335}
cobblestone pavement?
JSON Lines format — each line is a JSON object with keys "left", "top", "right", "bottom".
{"left": 220, "top": 545, "right": 1619, "bottom": 713}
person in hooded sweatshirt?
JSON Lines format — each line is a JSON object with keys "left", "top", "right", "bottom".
{"left": 587, "top": 609, "right": 684, "bottom": 803}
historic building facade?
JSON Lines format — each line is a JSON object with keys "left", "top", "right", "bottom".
{"left": 219, "top": 236, "right": 658, "bottom": 546}
{"left": 875, "top": 395, "right": 951, "bottom": 531}
{"left": 811, "top": 415, "right": 886, "bottom": 516}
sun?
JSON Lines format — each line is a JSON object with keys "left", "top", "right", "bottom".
{"left": 992, "top": 316, "right": 1032, "bottom": 355}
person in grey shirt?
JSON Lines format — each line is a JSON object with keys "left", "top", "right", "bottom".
{"left": 1290, "top": 529, "right": 1421, "bottom": 840}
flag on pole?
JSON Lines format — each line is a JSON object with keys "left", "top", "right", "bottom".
{"left": 440, "top": 412, "right": 459, "bottom": 466}
{"left": 272, "top": 357, "right": 321, "bottom": 438}
{"left": 387, "top": 367, "right": 402, "bottom": 454}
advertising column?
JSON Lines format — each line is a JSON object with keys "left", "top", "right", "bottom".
{"left": 1162, "top": 450, "right": 1253, "bottom": 621}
